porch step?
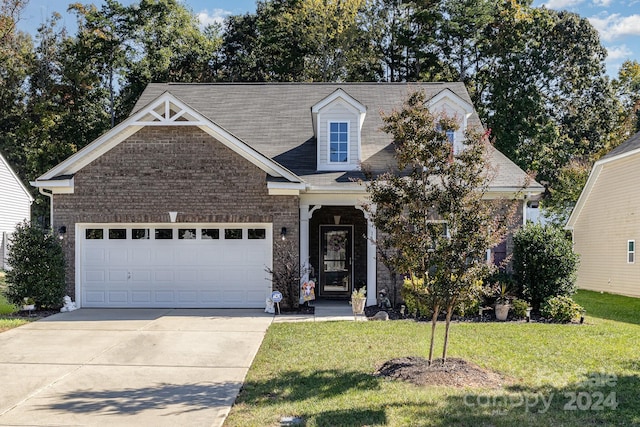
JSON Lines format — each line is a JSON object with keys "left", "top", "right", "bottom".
{"left": 272, "top": 300, "right": 367, "bottom": 323}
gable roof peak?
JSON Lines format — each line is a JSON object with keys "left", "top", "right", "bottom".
{"left": 311, "top": 87, "right": 366, "bottom": 114}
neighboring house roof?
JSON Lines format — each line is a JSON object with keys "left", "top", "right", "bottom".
{"left": 0, "top": 152, "right": 34, "bottom": 203}
{"left": 34, "top": 82, "right": 540, "bottom": 195}
{"left": 566, "top": 130, "right": 640, "bottom": 229}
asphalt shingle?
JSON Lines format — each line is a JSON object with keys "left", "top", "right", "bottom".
{"left": 133, "top": 82, "right": 539, "bottom": 191}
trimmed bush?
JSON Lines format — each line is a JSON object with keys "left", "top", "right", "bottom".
{"left": 0, "top": 293, "right": 18, "bottom": 315}
{"left": 541, "top": 295, "right": 584, "bottom": 323}
{"left": 513, "top": 223, "right": 579, "bottom": 310}
{"left": 511, "top": 298, "right": 530, "bottom": 319}
{"left": 5, "top": 221, "right": 66, "bottom": 309}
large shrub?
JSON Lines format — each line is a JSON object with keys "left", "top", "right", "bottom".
{"left": 513, "top": 223, "right": 579, "bottom": 310}
{"left": 5, "top": 221, "right": 66, "bottom": 309}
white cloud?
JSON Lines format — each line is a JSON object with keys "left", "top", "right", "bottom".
{"left": 196, "top": 8, "right": 232, "bottom": 28}
{"left": 606, "top": 44, "right": 633, "bottom": 60}
{"left": 589, "top": 13, "right": 640, "bottom": 41}
{"left": 592, "top": 0, "right": 612, "bottom": 6}
{"left": 542, "top": 0, "right": 585, "bottom": 9}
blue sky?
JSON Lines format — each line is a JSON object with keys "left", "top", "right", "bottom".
{"left": 17, "top": 0, "right": 640, "bottom": 77}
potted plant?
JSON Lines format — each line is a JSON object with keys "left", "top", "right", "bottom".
{"left": 21, "top": 297, "right": 35, "bottom": 311}
{"left": 351, "top": 286, "right": 367, "bottom": 317}
{"left": 494, "top": 283, "right": 511, "bottom": 321}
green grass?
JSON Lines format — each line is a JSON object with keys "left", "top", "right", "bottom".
{"left": 0, "top": 270, "right": 31, "bottom": 331}
{"left": 225, "top": 290, "right": 640, "bottom": 426}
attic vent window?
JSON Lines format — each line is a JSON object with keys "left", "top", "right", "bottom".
{"left": 329, "top": 122, "right": 349, "bottom": 163}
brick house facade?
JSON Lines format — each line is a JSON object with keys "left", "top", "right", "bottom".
{"left": 34, "top": 83, "right": 542, "bottom": 308}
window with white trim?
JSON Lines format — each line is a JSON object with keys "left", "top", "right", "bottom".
{"left": 628, "top": 240, "right": 635, "bottom": 264}
{"left": 329, "top": 122, "right": 349, "bottom": 163}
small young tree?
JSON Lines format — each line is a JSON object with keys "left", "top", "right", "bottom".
{"left": 513, "top": 223, "right": 579, "bottom": 310}
{"left": 5, "top": 221, "right": 66, "bottom": 309}
{"left": 364, "top": 90, "right": 519, "bottom": 365}
{"left": 266, "top": 239, "right": 300, "bottom": 309}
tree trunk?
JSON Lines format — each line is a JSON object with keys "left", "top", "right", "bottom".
{"left": 428, "top": 304, "right": 439, "bottom": 365}
{"left": 442, "top": 303, "right": 454, "bottom": 364}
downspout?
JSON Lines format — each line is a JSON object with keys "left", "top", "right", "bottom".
{"left": 38, "top": 187, "right": 53, "bottom": 231}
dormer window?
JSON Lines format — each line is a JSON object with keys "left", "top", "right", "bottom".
{"left": 312, "top": 88, "right": 366, "bottom": 171}
{"left": 445, "top": 129, "right": 455, "bottom": 144}
{"left": 329, "top": 122, "right": 349, "bottom": 163}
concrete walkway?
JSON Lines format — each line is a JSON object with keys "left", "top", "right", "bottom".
{"left": 0, "top": 309, "right": 272, "bottom": 427}
{"left": 273, "top": 300, "right": 367, "bottom": 323}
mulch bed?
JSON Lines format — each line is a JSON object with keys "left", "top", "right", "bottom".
{"left": 364, "top": 305, "right": 552, "bottom": 323}
{"left": 7, "top": 309, "right": 59, "bottom": 319}
{"left": 277, "top": 303, "right": 315, "bottom": 315}
{"left": 375, "top": 356, "right": 509, "bottom": 388}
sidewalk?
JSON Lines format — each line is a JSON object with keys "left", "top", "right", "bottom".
{"left": 272, "top": 300, "right": 367, "bottom": 323}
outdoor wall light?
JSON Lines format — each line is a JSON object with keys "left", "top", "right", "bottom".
{"left": 280, "top": 227, "right": 287, "bottom": 241}
{"left": 58, "top": 226, "right": 66, "bottom": 240}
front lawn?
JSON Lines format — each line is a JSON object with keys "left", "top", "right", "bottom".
{"left": 225, "top": 290, "right": 640, "bottom": 426}
{"left": 0, "top": 271, "right": 32, "bottom": 332}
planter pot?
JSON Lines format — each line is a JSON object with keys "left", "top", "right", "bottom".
{"left": 351, "top": 297, "right": 366, "bottom": 315}
{"left": 495, "top": 304, "right": 510, "bottom": 321}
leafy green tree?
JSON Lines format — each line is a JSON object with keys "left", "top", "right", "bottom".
{"left": 0, "top": 0, "right": 32, "bottom": 178}
{"left": 513, "top": 223, "right": 579, "bottom": 311}
{"left": 365, "top": 90, "right": 518, "bottom": 364}
{"left": 219, "top": 13, "right": 263, "bottom": 82}
{"left": 543, "top": 158, "right": 590, "bottom": 224}
{"left": 70, "top": 0, "right": 222, "bottom": 120}
{"left": 5, "top": 221, "right": 66, "bottom": 309}
{"left": 482, "top": 5, "right": 618, "bottom": 218}
{"left": 613, "top": 60, "right": 640, "bottom": 139}
{"left": 438, "top": 0, "right": 496, "bottom": 100}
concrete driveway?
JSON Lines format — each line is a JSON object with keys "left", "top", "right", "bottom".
{"left": 0, "top": 309, "right": 273, "bottom": 426}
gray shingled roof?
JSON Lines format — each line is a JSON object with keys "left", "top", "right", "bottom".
{"left": 601, "top": 131, "right": 640, "bottom": 160}
{"left": 133, "top": 82, "right": 539, "bottom": 190}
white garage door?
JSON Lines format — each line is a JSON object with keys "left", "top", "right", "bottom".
{"left": 78, "top": 224, "right": 272, "bottom": 308}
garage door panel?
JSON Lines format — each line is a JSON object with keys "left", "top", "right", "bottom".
{"left": 107, "top": 291, "right": 128, "bottom": 304}
{"left": 80, "top": 224, "right": 271, "bottom": 308}
{"left": 222, "top": 290, "right": 244, "bottom": 304}
{"left": 132, "top": 249, "right": 152, "bottom": 263}
{"left": 84, "top": 248, "right": 106, "bottom": 264}
{"left": 177, "top": 270, "right": 198, "bottom": 282}
{"left": 108, "top": 270, "right": 128, "bottom": 282}
{"left": 247, "top": 290, "right": 267, "bottom": 305}
{"left": 132, "top": 291, "right": 152, "bottom": 303}
{"left": 199, "top": 291, "right": 221, "bottom": 303}
{"left": 154, "top": 248, "right": 173, "bottom": 264}
{"left": 177, "top": 291, "right": 198, "bottom": 303}
{"left": 85, "top": 291, "right": 106, "bottom": 303}
{"left": 154, "top": 271, "right": 175, "bottom": 282}
{"left": 155, "top": 291, "right": 174, "bottom": 303}
{"left": 107, "top": 249, "right": 129, "bottom": 265}
{"left": 85, "top": 270, "right": 105, "bottom": 282}
{"left": 175, "top": 248, "right": 201, "bottom": 264}
{"left": 131, "top": 270, "right": 151, "bottom": 282}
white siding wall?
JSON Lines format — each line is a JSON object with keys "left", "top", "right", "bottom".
{"left": 317, "top": 101, "right": 359, "bottom": 170}
{"left": 573, "top": 155, "right": 640, "bottom": 297}
{"left": 0, "top": 156, "right": 32, "bottom": 269}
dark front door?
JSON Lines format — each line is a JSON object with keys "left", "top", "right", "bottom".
{"left": 319, "top": 225, "right": 353, "bottom": 297}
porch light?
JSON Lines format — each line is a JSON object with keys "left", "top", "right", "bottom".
{"left": 280, "top": 227, "right": 287, "bottom": 241}
{"left": 58, "top": 226, "right": 66, "bottom": 240}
